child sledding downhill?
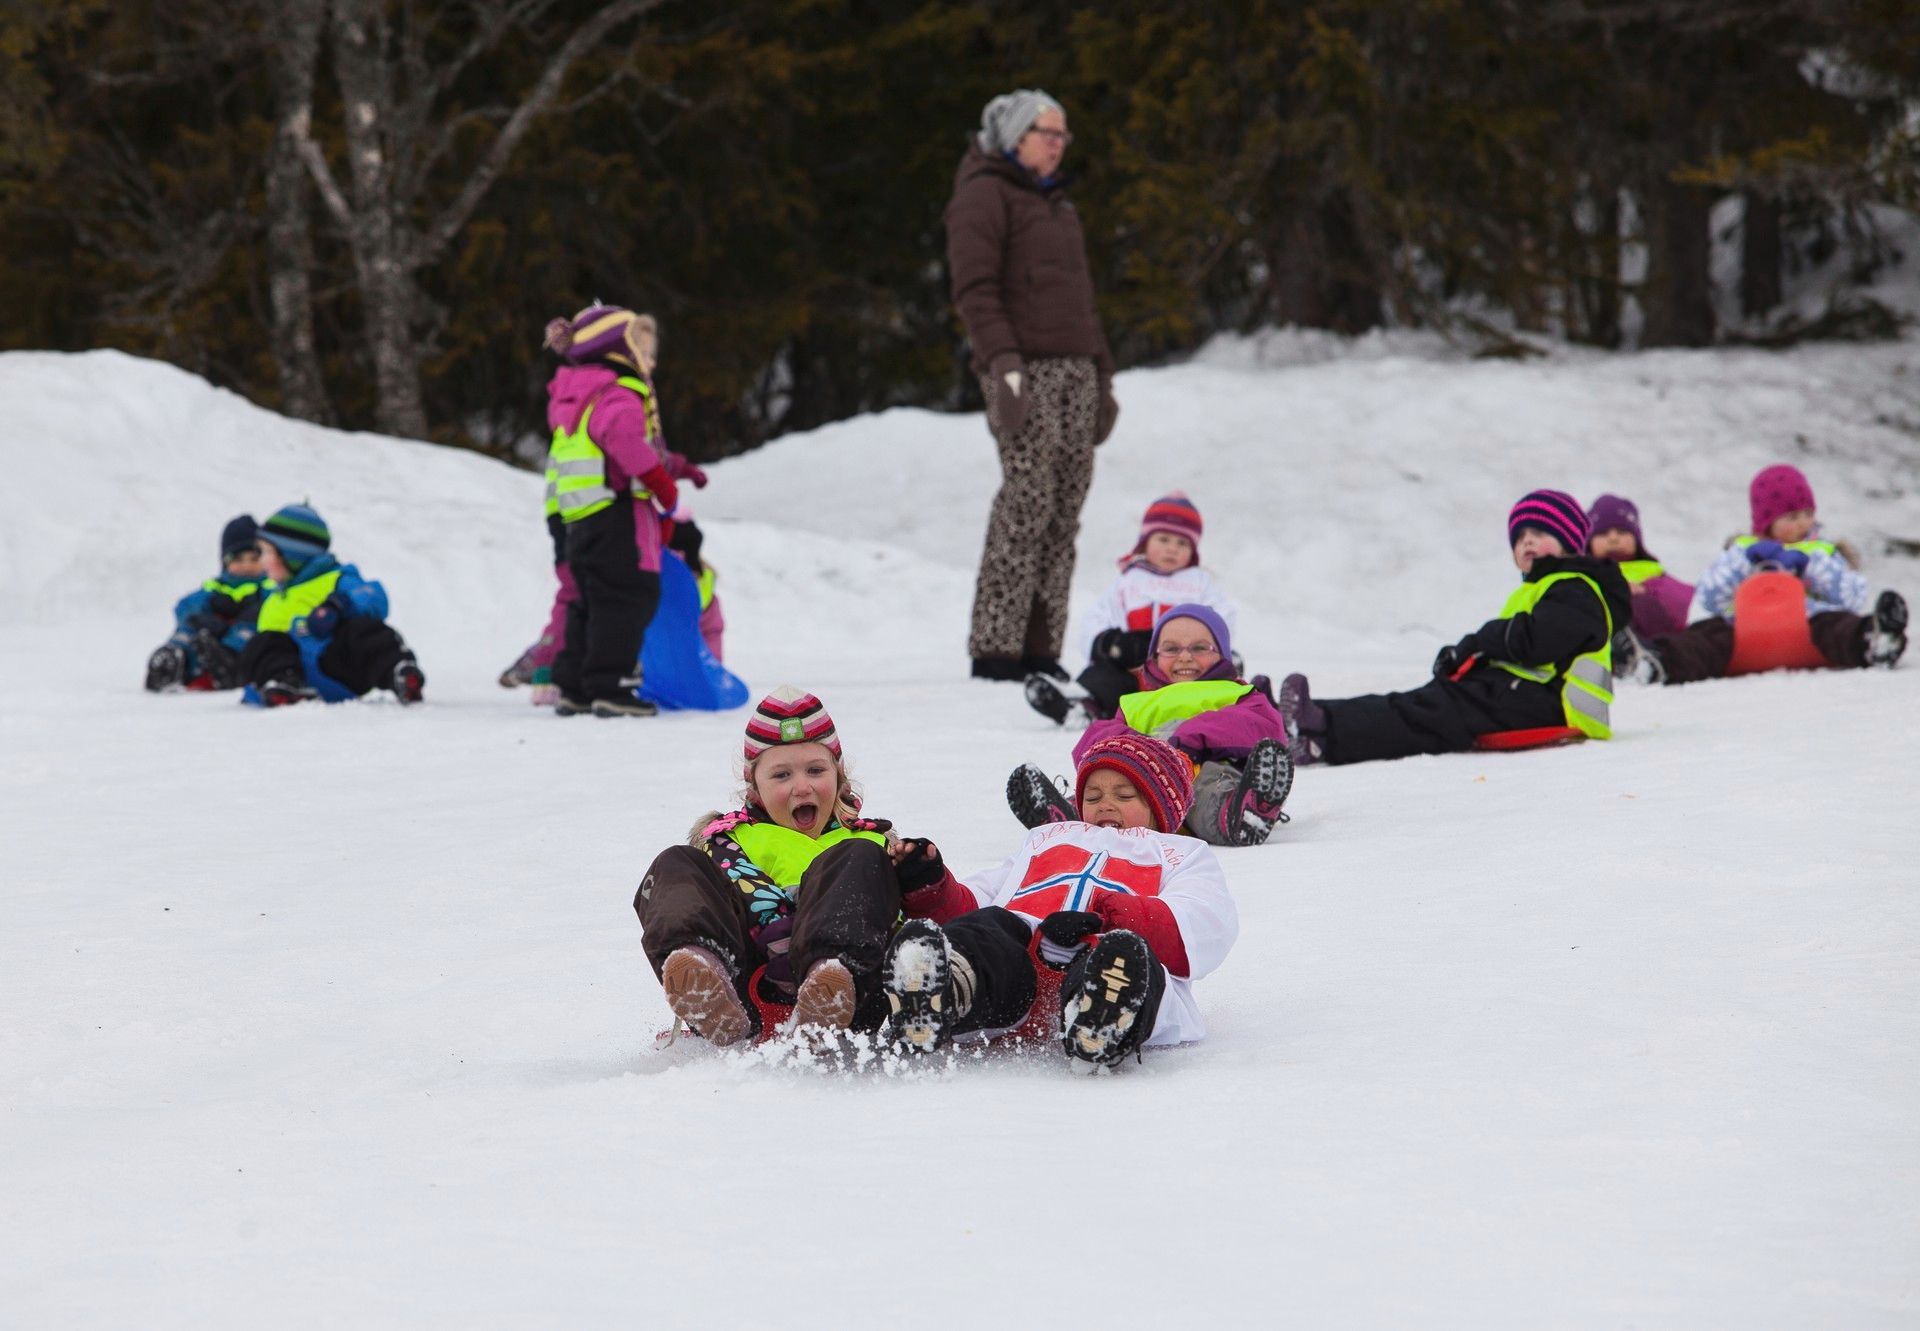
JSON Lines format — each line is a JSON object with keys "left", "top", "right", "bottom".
{"left": 878, "top": 731, "right": 1239, "bottom": 1074}
{"left": 1614, "top": 463, "right": 1907, "bottom": 686}
{"left": 633, "top": 687, "right": 960, "bottom": 1047}
{"left": 1280, "top": 489, "right": 1630, "bottom": 766}
{"left": 1012, "top": 603, "right": 1293, "bottom": 848}
{"left": 1026, "top": 491, "right": 1239, "bottom": 726}
{"left": 237, "top": 503, "right": 425, "bottom": 707}
{"left": 145, "top": 514, "right": 269, "bottom": 693}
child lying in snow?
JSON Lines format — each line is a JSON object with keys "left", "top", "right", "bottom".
{"left": 145, "top": 514, "right": 268, "bottom": 692}
{"left": 876, "top": 731, "right": 1239, "bottom": 1073}
{"left": 1614, "top": 463, "right": 1907, "bottom": 683}
{"left": 1585, "top": 493, "right": 1694, "bottom": 639}
{"left": 633, "top": 686, "right": 950, "bottom": 1045}
{"left": 1026, "top": 491, "right": 1239, "bottom": 724}
{"left": 1014, "top": 604, "right": 1292, "bottom": 847}
{"left": 1280, "top": 489, "right": 1630, "bottom": 764}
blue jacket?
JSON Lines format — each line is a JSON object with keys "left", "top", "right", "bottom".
{"left": 257, "top": 556, "right": 390, "bottom": 701}
{"left": 1695, "top": 541, "right": 1867, "bottom": 619}
{"left": 171, "top": 571, "right": 267, "bottom": 653}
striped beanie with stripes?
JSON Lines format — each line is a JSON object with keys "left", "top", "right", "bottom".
{"left": 743, "top": 686, "right": 841, "bottom": 767}
{"left": 1506, "top": 489, "right": 1589, "bottom": 555}
{"left": 1129, "top": 491, "right": 1203, "bottom": 565}
{"left": 258, "top": 502, "right": 331, "bottom": 572}
{"left": 542, "top": 305, "right": 657, "bottom": 375}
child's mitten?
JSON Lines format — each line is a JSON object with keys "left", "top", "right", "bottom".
{"left": 891, "top": 838, "right": 947, "bottom": 892}
{"left": 1036, "top": 910, "right": 1103, "bottom": 968}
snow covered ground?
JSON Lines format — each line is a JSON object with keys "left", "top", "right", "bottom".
{"left": 3, "top": 340, "right": 1918, "bottom": 1328}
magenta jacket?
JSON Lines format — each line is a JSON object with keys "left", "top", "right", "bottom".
{"left": 1628, "top": 570, "right": 1694, "bottom": 637}
{"left": 546, "top": 364, "right": 666, "bottom": 573}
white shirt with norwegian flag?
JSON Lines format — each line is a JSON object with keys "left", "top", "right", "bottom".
{"left": 956, "top": 822, "right": 1240, "bottom": 1047}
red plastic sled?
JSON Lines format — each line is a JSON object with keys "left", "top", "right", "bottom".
{"left": 1474, "top": 726, "right": 1585, "bottom": 752}
{"left": 1725, "top": 571, "right": 1829, "bottom": 676}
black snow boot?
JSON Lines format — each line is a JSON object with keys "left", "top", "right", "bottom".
{"left": 881, "top": 919, "right": 971, "bottom": 1053}
{"left": 391, "top": 652, "right": 426, "bottom": 705}
{"left": 1220, "top": 738, "right": 1293, "bottom": 847}
{"left": 1024, "top": 673, "right": 1075, "bottom": 725}
{"left": 193, "top": 631, "right": 242, "bottom": 690}
{"left": 1007, "top": 763, "right": 1078, "bottom": 829}
{"left": 261, "top": 675, "right": 320, "bottom": 707}
{"left": 1060, "top": 930, "right": 1165, "bottom": 1073}
{"left": 1866, "top": 590, "right": 1908, "bottom": 668}
{"left": 144, "top": 644, "right": 187, "bottom": 692}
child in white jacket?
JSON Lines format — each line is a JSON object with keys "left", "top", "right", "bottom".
{"left": 1027, "top": 491, "right": 1239, "bottom": 723}
{"left": 880, "top": 732, "right": 1239, "bottom": 1073}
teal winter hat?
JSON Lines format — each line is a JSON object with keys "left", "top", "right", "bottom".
{"left": 258, "top": 502, "right": 331, "bottom": 570}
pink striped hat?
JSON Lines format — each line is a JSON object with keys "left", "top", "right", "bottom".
{"left": 743, "top": 686, "right": 841, "bottom": 766}
{"left": 1506, "top": 489, "right": 1589, "bottom": 554}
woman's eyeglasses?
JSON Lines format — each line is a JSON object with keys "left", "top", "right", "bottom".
{"left": 1027, "top": 128, "right": 1072, "bottom": 146}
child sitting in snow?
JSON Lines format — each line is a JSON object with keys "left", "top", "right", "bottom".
{"left": 634, "top": 687, "right": 948, "bottom": 1045}
{"left": 1585, "top": 494, "right": 1694, "bottom": 639}
{"left": 1616, "top": 463, "right": 1907, "bottom": 683}
{"left": 1025, "top": 492, "right": 1238, "bottom": 724}
{"left": 1011, "top": 604, "right": 1292, "bottom": 847}
{"left": 1281, "top": 489, "right": 1630, "bottom": 765}
{"left": 237, "top": 503, "right": 425, "bottom": 707}
{"left": 145, "top": 514, "right": 269, "bottom": 692}
{"left": 876, "top": 731, "right": 1239, "bottom": 1073}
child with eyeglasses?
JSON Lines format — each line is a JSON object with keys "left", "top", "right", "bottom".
{"left": 1009, "top": 603, "right": 1292, "bottom": 847}
{"left": 144, "top": 514, "right": 271, "bottom": 692}
{"left": 1025, "top": 491, "right": 1240, "bottom": 726}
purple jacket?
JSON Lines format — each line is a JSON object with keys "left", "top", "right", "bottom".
{"left": 1629, "top": 570, "right": 1694, "bottom": 637}
{"left": 1071, "top": 601, "right": 1288, "bottom": 764}
{"left": 546, "top": 364, "right": 666, "bottom": 573}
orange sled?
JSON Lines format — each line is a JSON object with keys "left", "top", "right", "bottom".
{"left": 1725, "top": 571, "right": 1829, "bottom": 676}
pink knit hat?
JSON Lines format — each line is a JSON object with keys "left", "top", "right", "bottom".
{"left": 743, "top": 686, "right": 841, "bottom": 768}
{"left": 1749, "top": 464, "right": 1816, "bottom": 536}
{"left": 1127, "top": 492, "right": 1203, "bottom": 567}
{"left": 1075, "top": 733, "right": 1195, "bottom": 834}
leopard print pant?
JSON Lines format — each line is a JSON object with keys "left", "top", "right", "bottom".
{"left": 968, "top": 356, "right": 1098, "bottom": 661}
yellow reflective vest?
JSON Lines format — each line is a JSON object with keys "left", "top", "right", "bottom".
{"left": 730, "top": 821, "right": 888, "bottom": 890}
{"left": 1486, "top": 571, "right": 1614, "bottom": 739}
{"left": 546, "top": 375, "right": 659, "bottom": 523}
{"left": 256, "top": 568, "right": 342, "bottom": 634}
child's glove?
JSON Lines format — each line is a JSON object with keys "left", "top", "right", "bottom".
{"left": 1432, "top": 643, "right": 1481, "bottom": 679}
{"left": 670, "top": 452, "right": 710, "bottom": 489}
{"left": 987, "top": 353, "right": 1028, "bottom": 439}
{"left": 890, "top": 837, "right": 947, "bottom": 892}
{"left": 1745, "top": 539, "right": 1785, "bottom": 564}
{"left": 1093, "top": 627, "right": 1152, "bottom": 668}
{"left": 640, "top": 464, "right": 679, "bottom": 515}
{"left": 302, "top": 598, "right": 345, "bottom": 638}
{"left": 1776, "top": 548, "right": 1810, "bottom": 575}
{"left": 1036, "top": 910, "right": 1103, "bottom": 968}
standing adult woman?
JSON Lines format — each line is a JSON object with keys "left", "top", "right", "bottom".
{"left": 947, "top": 89, "right": 1119, "bottom": 682}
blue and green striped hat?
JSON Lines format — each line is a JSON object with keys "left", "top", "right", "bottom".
{"left": 258, "top": 503, "right": 331, "bottom": 570}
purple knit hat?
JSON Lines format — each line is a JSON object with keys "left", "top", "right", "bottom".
{"left": 1749, "top": 464, "right": 1816, "bottom": 536}
{"left": 1507, "top": 489, "right": 1589, "bottom": 554}
{"left": 1584, "top": 493, "right": 1652, "bottom": 560}
{"left": 542, "top": 305, "right": 656, "bottom": 372}
{"left": 1141, "top": 603, "right": 1236, "bottom": 687}
{"left": 1075, "top": 733, "right": 1196, "bottom": 835}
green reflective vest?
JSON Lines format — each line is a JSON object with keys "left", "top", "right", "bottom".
{"left": 1731, "top": 534, "right": 1836, "bottom": 557}
{"left": 256, "top": 569, "right": 342, "bottom": 634}
{"left": 1617, "top": 559, "right": 1664, "bottom": 586}
{"left": 696, "top": 566, "right": 716, "bottom": 612}
{"left": 1487, "top": 571, "right": 1614, "bottom": 739}
{"left": 730, "top": 821, "right": 887, "bottom": 891}
{"left": 203, "top": 576, "right": 264, "bottom": 603}
{"left": 1118, "top": 679, "right": 1253, "bottom": 742}
{"left": 546, "top": 375, "right": 658, "bottom": 524}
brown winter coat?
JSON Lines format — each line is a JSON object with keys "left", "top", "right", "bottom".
{"left": 945, "top": 146, "right": 1113, "bottom": 383}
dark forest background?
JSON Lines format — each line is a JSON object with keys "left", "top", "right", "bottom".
{"left": 4, "top": 0, "right": 1917, "bottom": 462}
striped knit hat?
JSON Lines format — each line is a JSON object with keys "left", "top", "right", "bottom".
{"left": 1075, "top": 733, "right": 1195, "bottom": 835}
{"left": 743, "top": 686, "right": 841, "bottom": 767}
{"left": 1130, "top": 492, "right": 1203, "bottom": 566}
{"left": 542, "top": 305, "right": 657, "bottom": 374}
{"left": 1506, "top": 489, "right": 1589, "bottom": 555}
{"left": 1749, "top": 464, "right": 1816, "bottom": 536}
{"left": 257, "top": 502, "right": 331, "bottom": 571}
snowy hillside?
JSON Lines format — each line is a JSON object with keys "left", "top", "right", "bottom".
{"left": 3, "top": 341, "right": 1918, "bottom": 1328}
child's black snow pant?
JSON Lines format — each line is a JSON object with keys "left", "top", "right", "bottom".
{"left": 1650, "top": 612, "right": 1870, "bottom": 684}
{"left": 239, "top": 618, "right": 411, "bottom": 696}
{"left": 1318, "top": 670, "right": 1564, "bottom": 765}
{"left": 636, "top": 838, "right": 903, "bottom": 1030}
{"left": 555, "top": 499, "right": 661, "bottom": 705}
{"left": 936, "top": 907, "right": 1043, "bottom": 1037}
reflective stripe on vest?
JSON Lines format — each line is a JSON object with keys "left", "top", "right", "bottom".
{"left": 730, "top": 822, "right": 888, "bottom": 890}
{"left": 1732, "top": 535, "right": 1837, "bottom": 557}
{"left": 1118, "top": 679, "right": 1254, "bottom": 741}
{"left": 1487, "top": 571, "right": 1614, "bottom": 740}
{"left": 1617, "top": 559, "right": 1664, "bottom": 585}
{"left": 542, "top": 464, "right": 559, "bottom": 519}
{"left": 545, "top": 375, "right": 654, "bottom": 524}
{"left": 256, "top": 569, "right": 343, "bottom": 634}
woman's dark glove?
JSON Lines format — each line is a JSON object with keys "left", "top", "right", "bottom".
{"left": 987, "top": 353, "right": 1028, "bottom": 439}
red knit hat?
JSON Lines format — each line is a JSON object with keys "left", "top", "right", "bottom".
{"left": 1129, "top": 492, "right": 1203, "bottom": 566}
{"left": 1749, "top": 464, "right": 1816, "bottom": 536}
{"left": 1074, "top": 733, "right": 1195, "bottom": 834}
{"left": 743, "top": 685, "right": 841, "bottom": 768}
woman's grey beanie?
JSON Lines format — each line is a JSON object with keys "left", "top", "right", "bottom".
{"left": 976, "top": 89, "right": 1065, "bottom": 154}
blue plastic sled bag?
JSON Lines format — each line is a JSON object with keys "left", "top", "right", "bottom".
{"left": 637, "top": 554, "right": 749, "bottom": 711}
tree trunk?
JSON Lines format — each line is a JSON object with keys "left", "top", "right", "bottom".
{"left": 1640, "top": 176, "right": 1715, "bottom": 348}
{"left": 264, "top": 0, "right": 331, "bottom": 425}
{"left": 1740, "top": 190, "right": 1783, "bottom": 320}
{"left": 329, "top": 0, "right": 428, "bottom": 439}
